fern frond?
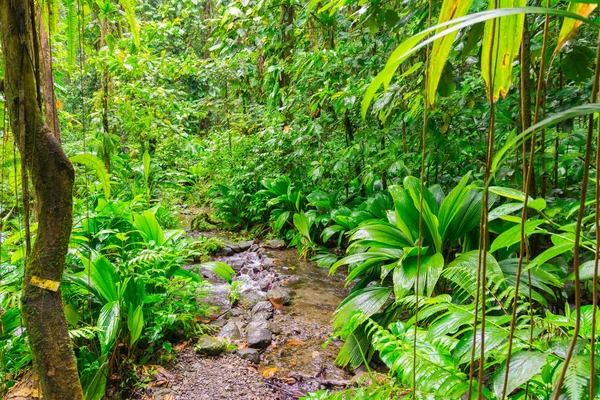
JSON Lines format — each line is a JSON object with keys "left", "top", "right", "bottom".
{"left": 562, "top": 355, "right": 591, "bottom": 400}
{"left": 65, "top": 0, "right": 78, "bottom": 67}
{"left": 70, "top": 153, "right": 112, "bottom": 198}
{"left": 364, "top": 319, "right": 470, "bottom": 398}
{"left": 119, "top": 0, "right": 140, "bottom": 47}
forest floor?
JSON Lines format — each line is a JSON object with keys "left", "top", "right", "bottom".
{"left": 142, "top": 235, "right": 358, "bottom": 400}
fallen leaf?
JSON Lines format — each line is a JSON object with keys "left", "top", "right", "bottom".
{"left": 286, "top": 338, "right": 305, "bottom": 347}
{"left": 281, "top": 377, "right": 297, "bottom": 384}
{"left": 237, "top": 342, "right": 248, "bottom": 349}
{"left": 260, "top": 365, "right": 278, "bottom": 378}
{"left": 247, "top": 365, "right": 258, "bottom": 372}
{"left": 164, "top": 394, "right": 174, "bottom": 400}
{"left": 269, "top": 297, "right": 285, "bottom": 310}
{"left": 174, "top": 341, "right": 188, "bottom": 351}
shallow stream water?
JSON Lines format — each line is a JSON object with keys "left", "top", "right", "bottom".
{"left": 145, "top": 241, "right": 354, "bottom": 400}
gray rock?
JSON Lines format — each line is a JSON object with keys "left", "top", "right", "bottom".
{"left": 247, "top": 324, "right": 272, "bottom": 349}
{"left": 247, "top": 319, "right": 269, "bottom": 330}
{"left": 268, "top": 322, "right": 281, "bottom": 335}
{"left": 239, "top": 290, "right": 267, "bottom": 307}
{"left": 267, "top": 286, "right": 292, "bottom": 305}
{"left": 239, "top": 240, "right": 254, "bottom": 251}
{"left": 236, "top": 348, "right": 260, "bottom": 364}
{"left": 195, "top": 336, "right": 227, "bottom": 356}
{"left": 263, "top": 239, "right": 286, "bottom": 249}
{"left": 204, "top": 284, "right": 231, "bottom": 311}
{"left": 218, "top": 321, "right": 242, "bottom": 340}
{"left": 252, "top": 301, "right": 274, "bottom": 317}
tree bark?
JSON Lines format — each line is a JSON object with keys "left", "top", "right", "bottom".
{"left": 0, "top": 0, "right": 84, "bottom": 398}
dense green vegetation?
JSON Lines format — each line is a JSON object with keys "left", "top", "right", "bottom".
{"left": 1, "top": 0, "right": 600, "bottom": 398}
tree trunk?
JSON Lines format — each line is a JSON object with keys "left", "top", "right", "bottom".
{"left": 0, "top": 0, "right": 84, "bottom": 398}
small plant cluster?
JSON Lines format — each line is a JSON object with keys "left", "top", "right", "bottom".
{"left": 0, "top": 158, "right": 234, "bottom": 398}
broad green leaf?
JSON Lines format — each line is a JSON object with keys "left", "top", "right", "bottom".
{"left": 481, "top": 0, "right": 526, "bottom": 102}
{"left": 438, "top": 173, "right": 471, "bottom": 238}
{"left": 362, "top": 7, "right": 600, "bottom": 117}
{"left": 143, "top": 151, "right": 151, "bottom": 183}
{"left": 490, "top": 220, "right": 546, "bottom": 253}
{"left": 83, "top": 361, "right": 109, "bottom": 400}
{"left": 293, "top": 211, "right": 313, "bottom": 240}
{"left": 119, "top": 0, "right": 141, "bottom": 47}
{"left": 99, "top": 301, "right": 120, "bottom": 355}
{"left": 127, "top": 304, "right": 144, "bottom": 347}
{"left": 133, "top": 210, "right": 164, "bottom": 246}
{"left": 404, "top": 177, "right": 442, "bottom": 253}
{"left": 199, "top": 261, "right": 235, "bottom": 283}
{"left": 493, "top": 104, "right": 600, "bottom": 174}
{"left": 273, "top": 211, "right": 291, "bottom": 232}
{"left": 493, "top": 351, "right": 548, "bottom": 398}
{"left": 91, "top": 256, "right": 119, "bottom": 304}
{"left": 528, "top": 242, "right": 573, "bottom": 269}
{"left": 333, "top": 286, "right": 392, "bottom": 332}
{"left": 555, "top": 2, "right": 598, "bottom": 55}
{"left": 427, "top": 0, "right": 475, "bottom": 107}
{"left": 393, "top": 253, "right": 445, "bottom": 299}
{"left": 566, "top": 260, "right": 600, "bottom": 281}
{"left": 64, "top": 304, "right": 79, "bottom": 327}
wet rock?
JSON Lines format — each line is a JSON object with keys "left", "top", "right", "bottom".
{"left": 247, "top": 321, "right": 272, "bottom": 349}
{"left": 267, "top": 286, "right": 292, "bottom": 305}
{"left": 268, "top": 322, "right": 282, "bottom": 335}
{"left": 239, "top": 240, "right": 254, "bottom": 251}
{"left": 239, "top": 290, "right": 267, "bottom": 307}
{"left": 195, "top": 336, "right": 227, "bottom": 356}
{"left": 261, "top": 257, "right": 276, "bottom": 268}
{"left": 204, "top": 284, "right": 231, "bottom": 311}
{"left": 218, "top": 321, "right": 243, "bottom": 340}
{"left": 236, "top": 348, "right": 260, "bottom": 364}
{"left": 227, "top": 256, "right": 246, "bottom": 271}
{"left": 222, "top": 244, "right": 241, "bottom": 256}
{"left": 230, "top": 308, "right": 243, "bottom": 317}
{"left": 263, "top": 239, "right": 286, "bottom": 249}
{"left": 251, "top": 301, "right": 274, "bottom": 320}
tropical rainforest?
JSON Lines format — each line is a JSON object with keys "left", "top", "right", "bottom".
{"left": 1, "top": 0, "right": 600, "bottom": 399}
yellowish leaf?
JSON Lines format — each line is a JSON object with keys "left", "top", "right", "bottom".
{"left": 427, "top": 0, "right": 475, "bottom": 107}
{"left": 555, "top": 2, "right": 597, "bottom": 55}
{"left": 260, "top": 365, "right": 278, "bottom": 378}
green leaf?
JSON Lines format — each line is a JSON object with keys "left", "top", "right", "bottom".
{"left": 555, "top": 2, "right": 598, "bottom": 55}
{"left": 127, "top": 304, "right": 144, "bottom": 347}
{"left": 438, "top": 173, "right": 471, "bottom": 238}
{"left": 65, "top": 0, "right": 78, "bottom": 67}
{"left": 362, "top": 7, "right": 600, "bottom": 116}
{"left": 70, "top": 153, "right": 112, "bottom": 198}
{"left": 98, "top": 301, "right": 120, "bottom": 355}
{"left": 119, "top": 0, "right": 141, "bottom": 47}
{"left": 333, "top": 287, "right": 392, "bottom": 332}
{"left": 132, "top": 210, "right": 164, "bottom": 246}
{"left": 91, "top": 256, "right": 119, "bottom": 304}
{"left": 493, "top": 351, "right": 548, "bottom": 398}
{"left": 490, "top": 220, "right": 546, "bottom": 253}
{"left": 64, "top": 304, "right": 79, "bottom": 327}
{"left": 143, "top": 151, "right": 151, "bottom": 183}
{"left": 404, "top": 177, "right": 442, "bottom": 253}
{"left": 83, "top": 362, "right": 109, "bottom": 400}
{"left": 199, "top": 261, "right": 235, "bottom": 283}
{"left": 393, "top": 253, "right": 445, "bottom": 299}
{"left": 481, "top": 0, "right": 526, "bottom": 101}
{"left": 427, "top": 0, "right": 475, "bottom": 107}
{"left": 493, "top": 104, "right": 600, "bottom": 175}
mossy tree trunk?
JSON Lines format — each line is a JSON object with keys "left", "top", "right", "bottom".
{"left": 0, "top": 0, "right": 84, "bottom": 398}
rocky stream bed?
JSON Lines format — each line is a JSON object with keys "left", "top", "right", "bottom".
{"left": 144, "top": 236, "right": 358, "bottom": 400}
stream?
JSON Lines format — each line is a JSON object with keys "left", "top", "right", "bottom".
{"left": 144, "top": 237, "right": 355, "bottom": 400}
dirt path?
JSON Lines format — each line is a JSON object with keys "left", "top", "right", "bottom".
{"left": 144, "top": 241, "right": 354, "bottom": 400}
